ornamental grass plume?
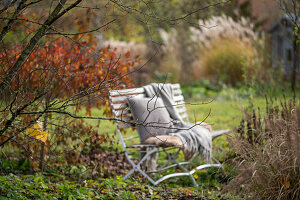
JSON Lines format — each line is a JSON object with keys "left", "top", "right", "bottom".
{"left": 157, "top": 29, "right": 182, "bottom": 83}
{"left": 225, "top": 99, "right": 300, "bottom": 200}
{"left": 158, "top": 27, "right": 199, "bottom": 83}
{"left": 190, "top": 15, "right": 257, "bottom": 50}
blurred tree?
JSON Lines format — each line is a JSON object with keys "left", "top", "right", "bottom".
{"left": 0, "top": 0, "right": 226, "bottom": 170}
{"left": 103, "top": 0, "right": 230, "bottom": 42}
{"left": 277, "top": 0, "right": 299, "bottom": 95}
{"left": 0, "top": 0, "right": 134, "bottom": 170}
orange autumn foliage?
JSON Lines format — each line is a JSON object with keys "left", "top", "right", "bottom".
{"left": 0, "top": 37, "right": 135, "bottom": 115}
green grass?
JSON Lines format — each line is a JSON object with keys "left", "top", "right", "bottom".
{"left": 1, "top": 85, "right": 298, "bottom": 199}
{"left": 71, "top": 91, "right": 295, "bottom": 169}
{"left": 79, "top": 88, "right": 297, "bottom": 170}
{"left": 0, "top": 173, "right": 241, "bottom": 200}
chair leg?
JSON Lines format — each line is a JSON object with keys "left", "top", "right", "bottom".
{"left": 123, "top": 168, "right": 135, "bottom": 180}
{"left": 123, "top": 147, "right": 158, "bottom": 184}
{"left": 163, "top": 148, "right": 198, "bottom": 187}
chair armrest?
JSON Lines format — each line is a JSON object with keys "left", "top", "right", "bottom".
{"left": 211, "top": 129, "right": 231, "bottom": 139}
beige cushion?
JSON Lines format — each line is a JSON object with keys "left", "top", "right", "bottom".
{"left": 127, "top": 96, "right": 173, "bottom": 143}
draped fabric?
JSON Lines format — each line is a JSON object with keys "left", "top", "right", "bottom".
{"left": 143, "top": 83, "right": 212, "bottom": 161}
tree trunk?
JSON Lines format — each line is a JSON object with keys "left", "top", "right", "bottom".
{"left": 291, "top": 30, "right": 299, "bottom": 97}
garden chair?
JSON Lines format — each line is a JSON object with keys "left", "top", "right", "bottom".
{"left": 109, "top": 83, "right": 230, "bottom": 186}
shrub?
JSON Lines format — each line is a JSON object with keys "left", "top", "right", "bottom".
{"left": 156, "top": 16, "right": 262, "bottom": 85}
{"left": 225, "top": 99, "right": 300, "bottom": 200}
{"left": 101, "top": 39, "right": 149, "bottom": 85}
{"left": 190, "top": 15, "right": 264, "bottom": 86}
{"left": 0, "top": 36, "right": 135, "bottom": 172}
{"left": 199, "top": 38, "right": 259, "bottom": 86}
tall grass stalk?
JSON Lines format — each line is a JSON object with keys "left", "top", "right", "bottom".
{"left": 226, "top": 98, "right": 300, "bottom": 200}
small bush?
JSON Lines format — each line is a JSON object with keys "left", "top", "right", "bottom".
{"left": 199, "top": 38, "right": 259, "bottom": 86}
{"left": 189, "top": 15, "right": 266, "bottom": 86}
{"left": 225, "top": 99, "right": 300, "bottom": 199}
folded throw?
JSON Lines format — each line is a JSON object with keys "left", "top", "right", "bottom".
{"left": 143, "top": 83, "right": 212, "bottom": 161}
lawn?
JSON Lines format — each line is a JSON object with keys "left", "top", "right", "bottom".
{"left": 0, "top": 85, "right": 298, "bottom": 199}
{"left": 78, "top": 85, "right": 294, "bottom": 169}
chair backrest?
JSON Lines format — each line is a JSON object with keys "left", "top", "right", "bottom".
{"left": 109, "top": 84, "right": 188, "bottom": 132}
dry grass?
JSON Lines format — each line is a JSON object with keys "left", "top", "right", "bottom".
{"left": 190, "top": 16, "right": 257, "bottom": 50}
{"left": 225, "top": 98, "right": 300, "bottom": 199}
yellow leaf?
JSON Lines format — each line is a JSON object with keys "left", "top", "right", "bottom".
{"left": 284, "top": 180, "right": 290, "bottom": 189}
{"left": 25, "top": 122, "right": 49, "bottom": 143}
{"left": 193, "top": 173, "right": 198, "bottom": 179}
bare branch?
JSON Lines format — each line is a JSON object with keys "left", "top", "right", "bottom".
{"left": 0, "top": 92, "right": 45, "bottom": 136}
{"left": 47, "top": 18, "right": 117, "bottom": 35}
{"left": 109, "top": 0, "right": 230, "bottom": 25}
{"left": 0, "top": 0, "right": 27, "bottom": 43}
{"left": 0, "top": 0, "right": 82, "bottom": 92}
{"left": 0, "top": 0, "right": 18, "bottom": 15}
